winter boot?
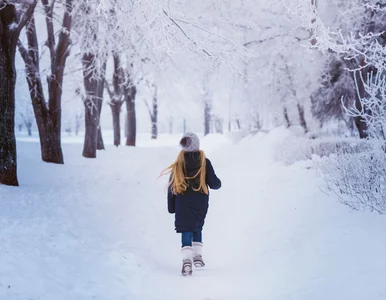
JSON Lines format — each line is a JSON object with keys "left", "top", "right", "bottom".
{"left": 192, "top": 242, "right": 205, "bottom": 268}
{"left": 181, "top": 246, "right": 193, "bottom": 276}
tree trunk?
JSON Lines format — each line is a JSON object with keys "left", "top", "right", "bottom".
{"left": 27, "top": 125, "right": 32, "bottom": 136}
{"left": 204, "top": 100, "right": 211, "bottom": 136}
{"left": 183, "top": 118, "right": 187, "bottom": 134}
{"left": 354, "top": 70, "right": 369, "bottom": 139}
{"left": 0, "top": 7, "right": 18, "bottom": 185}
{"left": 96, "top": 97, "right": 104, "bottom": 150}
{"left": 18, "top": 34, "right": 64, "bottom": 163}
{"left": 151, "top": 117, "right": 157, "bottom": 139}
{"left": 96, "top": 65, "right": 106, "bottom": 150}
{"left": 151, "top": 87, "right": 158, "bottom": 139}
{"left": 283, "top": 106, "right": 291, "bottom": 128}
{"left": 83, "top": 103, "right": 98, "bottom": 158}
{"left": 24, "top": 79, "right": 63, "bottom": 163}
{"left": 110, "top": 103, "right": 122, "bottom": 147}
{"left": 82, "top": 53, "right": 99, "bottom": 158}
{"left": 44, "top": 94, "right": 64, "bottom": 164}
{"left": 124, "top": 112, "right": 128, "bottom": 138}
{"left": 236, "top": 118, "right": 241, "bottom": 130}
{"left": 97, "top": 125, "right": 104, "bottom": 150}
{"left": 126, "top": 95, "right": 136, "bottom": 146}
{"left": 297, "top": 103, "right": 308, "bottom": 133}
{"left": 310, "top": 0, "right": 318, "bottom": 45}
{"left": 0, "top": 2, "right": 37, "bottom": 185}
{"left": 17, "top": 0, "right": 74, "bottom": 165}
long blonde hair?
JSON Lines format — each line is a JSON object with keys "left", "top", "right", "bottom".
{"left": 161, "top": 150, "right": 208, "bottom": 195}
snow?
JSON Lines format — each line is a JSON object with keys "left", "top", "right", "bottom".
{"left": 1, "top": 131, "right": 386, "bottom": 300}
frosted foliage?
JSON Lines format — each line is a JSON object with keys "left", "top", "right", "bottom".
{"left": 344, "top": 72, "right": 386, "bottom": 139}
{"left": 285, "top": 0, "right": 386, "bottom": 71}
{"left": 66, "top": 0, "right": 325, "bottom": 131}
{"left": 78, "top": 0, "right": 255, "bottom": 64}
{"left": 311, "top": 54, "right": 356, "bottom": 125}
{"left": 317, "top": 145, "right": 386, "bottom": 214}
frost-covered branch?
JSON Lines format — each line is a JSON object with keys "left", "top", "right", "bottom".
{"left": 10, "top": 0, "right": 38, "bottom": 36}
{"left": 343, "top": 70, "right": 386, "bottom": 139}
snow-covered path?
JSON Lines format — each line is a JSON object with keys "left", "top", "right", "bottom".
{"left": 1, "top": 133, "right": 386, "bottom": 300}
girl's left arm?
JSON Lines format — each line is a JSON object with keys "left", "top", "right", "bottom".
{"left": 206, "top": 159, "right": 222, "bottom": 190}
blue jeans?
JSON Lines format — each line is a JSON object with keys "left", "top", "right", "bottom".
{"left": 181, "top": 231, "right": 202, "bottom": 247}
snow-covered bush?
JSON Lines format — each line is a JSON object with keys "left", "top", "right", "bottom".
{"left": 316, "top": 143, "right": 386, "bottom": 214}
{"left": 275, "top": 135, "right": 370, "bottom": 165}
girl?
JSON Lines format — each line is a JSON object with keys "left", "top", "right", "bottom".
{"left": 162, "top": 132, "right": 221, "bottom": 276}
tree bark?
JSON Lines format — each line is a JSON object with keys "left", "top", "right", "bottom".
{"left": 0, "top": 2, "right": 38, "bottom": 186}
{"left": 0, "top": 6, "right": 18, "bottom": 186}
{"left": 82, "top": 53, "right": 99, "bottom": 158}
{"left": 17, "top": 0, "right": 74, "bottom": 164}
{"left": 125, "top": 88, "right": 137, "bottom": 146}
{"left": 283, "top": 106, "right": 291, "bottom": 128}
{"left": 124, "top": 112, "right": 128, "bottom": 138}
{"left": 353, "top": 69, "right": 369, "bottom": 139}
{"left": 96, "top": 97, "right": 104, "bottom": 150}
{"left": 27, "top": 125, "right": 32, "bottom": 136}
{"left": 110, "top": 103, "right": 122, "bottom": 147}
{"left": 310, "top": 0, "right": 318, "bottom": 45}
{"left": 236, "top": 118, "right": 241, "bottom": 130}
{"left": 297, "top": 103, "right": 309, "bottom": 133}
{"left": 18, "top": 20, "right": 64, "bottom": 164}
{"left": 106, "top": 54, "right": 124, "bottom": 146}
{"left": 96, "top": 63, "right": 106, "bottom": 150}
{"left": 150, "top": 86, "right": 158, "bottom": 139}
{"left": 204, "top": 100, "right": 211, "bottom": 136}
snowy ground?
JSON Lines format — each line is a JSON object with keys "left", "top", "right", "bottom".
{"left": 1, "top": 129, "right": 386, "bottom": 300}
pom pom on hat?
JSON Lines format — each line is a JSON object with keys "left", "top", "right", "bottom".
{"left": 180, "top": 132, "right": 200, "bottom": 152}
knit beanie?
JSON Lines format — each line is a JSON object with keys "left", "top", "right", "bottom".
{"left": 180, "top": 132, "right": 200, "bottom": 152}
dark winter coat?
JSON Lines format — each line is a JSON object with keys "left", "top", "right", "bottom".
{"left": 167, "top": 152, "right": 221, "bottom": 233}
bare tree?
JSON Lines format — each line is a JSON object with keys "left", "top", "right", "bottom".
{"left": 283, "top": 58, "right": 309, "bottom": 133}
{"left": 18, "top": 0, "right": 74, "bottom": 164}
{"left": 0, "top": 0, "right": 38, "bottom": 186}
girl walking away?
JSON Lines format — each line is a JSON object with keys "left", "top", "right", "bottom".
{"left": 161, "top": 133, "right": 221, "bottom": 276}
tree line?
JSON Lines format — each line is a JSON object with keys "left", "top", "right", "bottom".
{"left": 1, "top": 0, "right": 385, "bottom": 187}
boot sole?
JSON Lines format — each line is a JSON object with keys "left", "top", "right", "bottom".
{"left": 182, "top": 264, "right": 192, "bottom": 276}
{"left": 194, "top": 261, "right": 205, "bottom": 268}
